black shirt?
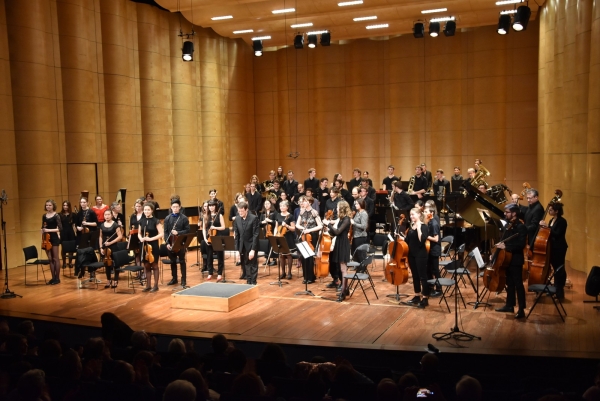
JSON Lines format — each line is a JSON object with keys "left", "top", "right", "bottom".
{"left": 346, "top": 177, "right": 362, "bottom": 192}
{"left": 412, "top": 175, "right": 428, "bottom": 192}
{"left": 304, "top": 177, "right": 319, "bottom": 192}
{"left": 382, "top": 175, "right": 399, "bottom": 190}
{"left": 245, "top": 191, "right": 262, "bottom": 213}
{"left": 392, "top": 191, "right": 414, "bottom": 212}
{"left": 433, "top": 179, "right": 451, "bottom": 200}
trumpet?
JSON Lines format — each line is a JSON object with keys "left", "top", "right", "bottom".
{"left": 407, "top": 176, "right": 416, "bottom": 193}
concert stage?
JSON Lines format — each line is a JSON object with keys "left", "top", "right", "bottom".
{"left": 0, "top": 254, "right": 598, "bottom": 360}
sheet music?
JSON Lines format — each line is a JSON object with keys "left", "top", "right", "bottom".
{"left": 471, "top": 247, "right": 486, "bottom": 268}
{"left": 296, "top": 241, "right": 315, "bottom": 258}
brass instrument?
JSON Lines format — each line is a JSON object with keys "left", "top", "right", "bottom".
{"left": 521, "top": 182, "right": 531, "bottom": 198}
{"left": 407, "top": 176, "right": 416, "bottom": 193}
{"left": 440, "top": 187, "right": 448, "bottom": 214}
{"left": 427, "top": 176, "right": 434, "bottom": 195}
{"left": 470, "top": 164, "right": 491, "bottom": 188}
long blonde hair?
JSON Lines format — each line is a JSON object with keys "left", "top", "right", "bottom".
{"left": 337, "top": 201, "right": 351, "bottom": 219}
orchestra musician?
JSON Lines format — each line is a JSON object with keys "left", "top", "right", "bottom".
{"left": 478, "top": 183, "right": 489, "bottom": 194}
{"left": 246, "top": 183, "right": 262, "bottom": 214}
{"left": 59, "top": 201, "right": 76, "bottom": 270}
{"left": 295, "top": 196, "right": 322, "bottom": 285}
{"left": 433, "top": 170, "right": 451, "bottom": 201}
{"left": 466, "top": 168, "right": 476, "bottom": 182}
{"left": 208, "top": 189, "right": 225, "bottom": 216}
{"left": 204, "top": 200, "right": 226, "bottom": 281}
{"left": 510, "top": 193, "right": 528, "bottom": 220}
{"left": 351, "top": 198, "right": 369, "bottom": 254}
{"left": 164, "top": 199, "right": 190, "bottom": 287}
{"left": 424, "top": 206, "right": 443, "bottom": 297}
{"left": 199, "top": 202, "right": 210, "bottom": 273}
{"left": 334, "top": 179, "right": 353, "bottom": 205}
{"left": 92, "top": 195, "right": 109, "bottom": 224}
{"left": 421, "top": 163, "right": 433, "bottom": 190}
{"left": 495, "top": 204, "right": 528, "bottom": 318}
{"left": 451, "top": 166, "right": 463, "bottom": 191}
{"left": 276, "top": 166, "right": 285, "bottom": 183}
{"left": 75, "top": 197, "right": 98, "bottom": 245}
{"left": 362, "top": 171, "right": 373, "bottom": 188}
{"left": 323, "top": 201, "right": 352, "bottom": 302}
{"left": 99, "top": 209, "right": 123, "bottom": 288}
{"left": 360, "top": 178, "right": 376, "bottom": 201}
{"left": 250, "top": 175, "right": 263, "bottom": 193}
{"left": 145, "top": 192, "right": 160, "bottom": 210}
{"left": 410, "top": 166, "right": 428, "bottom": 199}
{"left": 110, "top": 202, "right": 125, "bottom": 231}
{"left": 305, "top": 188, "right": 319, "bottom": 213}
{"left": 347, "top": 168, "right": 362, "bottom": 192}
{"left": 229, "top": 194, "right": 246, "bottom": 269}
{"left": 233, "top": 201, "right": 260, "bottom": 285}
{"left": 129, "top": 199, "right": 145, "bottom": 266}
{"left": 325, "top": 187, "right": 342, "bottom": 285}
{"left": 270, "top": 180, "right": 282, "bottom": 199}
{"left": 474, "top": 158, "right": 483, "bottom": 173}
{"left": 325, "top": 187, "right": 341, "bottom": 219}
{"left": 424, "top": 200, "right": 441, "bottom": 225}
{"left": 382, "top": 165, "right": 399, "bottom": 191}
{"left": 402, "top": 207, "right": 430, "bottom": 308}
{"left": 524, "top": 188, "right": 545, "bottom": 247}
{"left": 350, "top": 187, "right": 360, "bottom": 212}
{"left": 42, "top": 200, "right": 62, "bottom": 285}
{"left": 539, "top": 202, "right": 568, "bottom": 299}
{"left": 316, "top": 178, "right": 329, "bottom": 217}
{"left": 282, "top": 170, "right": 299, "bottom": 206}
{"left": 390, "top": 180, "right": 414, "bottom": 214}
{"left": 276, "top": 191, "right": 289, "bottom": 212}
{"left": 139, "top": 202, "right": 163, "bottom": 292}
{"left": 274, "top": 200, "right": 296, "bottom": 280}
{"left": 260, "top": 198, "right": 278, "bottom": 266}
{"left": 304, "top": 168, "right": 319, "bottom": 192}
{"left": 359, "top": 186, "right": 375, "bottom": 239}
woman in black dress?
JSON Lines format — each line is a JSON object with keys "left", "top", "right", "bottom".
{"left": 209, "top": 189, "right": 225, "bottom": 216}
{"left": 539, "top": 202, "right": 568, "bottom": 299}
{"left": 324, "top": 201, "right": 352, "bottom": 302}
{"left": 274, "top": 200, "right": 296, "bottom": 280}
{"left": 99, "top": 209, "right": 123, "bottom": 288}
{"left": 59, "top": 200, "right": 76, "bottom": 270}
{"left": 129, "top": 199, "right": 144, "bottom": 266}
{"left": 75, "top": 197, "right": 98, "bottom": 247}
{"left": 203, "top": 200, "right": 226, "bottom": 281}
{"left": 403, "top": 207, "right": 430, "bottom": 308}
{"left": 138, "top": 202, "right": 163, "bottom": 292}
{"left": 111, "top": 202, "right": 125, "bottom": 232}
{"left": 295, "top": 196, "right": 322, "bottom": 284}
{"left": 42, "top": 200, "right": 62, "bottom": 285}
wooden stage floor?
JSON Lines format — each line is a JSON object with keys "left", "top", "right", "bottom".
{"left": 0, "top": 254, "right": 598, "bottom": 359}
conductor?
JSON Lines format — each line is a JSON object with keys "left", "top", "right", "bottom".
{"left": 233, "top": 201, "right": 260, "bottom": 285}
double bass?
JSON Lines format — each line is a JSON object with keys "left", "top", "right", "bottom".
{"left": 385, "top": 214, "right": 409, "bottom": 286}
{"left": 526, "top": 189, "right": 562, "bottom": 286}
{"left": 314, "top": 211, "right": 333, "bottom": 279}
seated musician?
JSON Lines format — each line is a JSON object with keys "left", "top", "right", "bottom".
{"left": 362, "top": 171, "right": 373, "bottom": 188}
{"left": 477, "top": 183, "right": 489, "bottom": 194}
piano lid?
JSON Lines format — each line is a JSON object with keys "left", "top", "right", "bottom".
{"left": 449, "top": 181, "right": 505, "bottom": 225}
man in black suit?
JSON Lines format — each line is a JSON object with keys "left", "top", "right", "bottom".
{"left": 164, "top": 199, "right": 190, "bottom": 287}
{"left": 233, "top": 201, "right": 260, "bottom": 285}
{"left": 524, "top": 188, "right": 544, "bottom": 247}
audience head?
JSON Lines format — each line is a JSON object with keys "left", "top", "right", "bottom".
{"left": 377, "top": 378, "right": 400, "bottom": 401}
{"left": 59, "top": 349, "right": 82, "bottom": 380}
{"left": 179, "top": 368, "right": 209, "bottom": 401}
{"left": 131, "top": 330, "right": 151, "bottom": 351}
{"left": 231, "top": 373, "right": 265, "bottom": 397}
{"left": 420, "top": 353, "right": 439, "bottom": 373}
{"left": 17, "top": 369, "right": 48, "bottom": 401}
{"left": 455, "top": 375, "right": 482, "bottom": 401}
{"left": 168, "top": 338, "right": 186, "bottom": 355}
{"left": 211, "top": 334, "right": 228, "bottom": 354}
{"left": 228, "top": 348, "right": 247, "bottom": 373}
{"left": 260, "top": 342, "right": 287, "bottom": 363}
{"left": 113, "top": 360, "right": 135, "bottom": 385}
{"left": 163, "top": 379, "right": 196, "bottom": 401}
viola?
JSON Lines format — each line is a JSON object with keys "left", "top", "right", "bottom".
{"left": 385, "top": 214, "right": 409, "bottom": 286}
{"left": 41, "top": 222, "right": 52, "bottom": 251}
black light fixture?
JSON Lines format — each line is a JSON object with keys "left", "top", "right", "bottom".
{"left": 413, "top": 22, "right": 424, "bottom": 38}
{"left": 307, "top": 34, "right": 317, "bottom": 48}
{"left": 497, "top": 14, "right": 511, "bottom": 35}
{"left": 443, "top": 20, "right": 456, "bottom": 36}
{"left": 513, "top": 5, "right": 531, "bottom": 31}
{"left": 429, "top": 22, "right": 440, "bottom": 37}
{"left": 294, "top": 34, "right": 304, "bottom": 49}
{"left": 182, "top": 41, "right": 194, "bottom": 61}
{"left": 253, "top": 40, "right": 263, "bottom": 56}
{"left": 320, "top": 31, "right": 331, "bottom": 46}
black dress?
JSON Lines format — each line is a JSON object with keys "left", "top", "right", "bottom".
{"left": 139, "top": 216, "right": 160, "bottom": 262}
{"left": 406, "top": 223, "right": 429, "bottom": 295}
{"left": 275, "top": 212, "right": 296, "bottom": 251}
{"left": 328, "top": 216, "right": 351, "bottom": 264}
{"left": 100, "top": 222, "right": 120, "bottom": 253}
{"left": 42, "top": 214, "right": 62, "bottom": 246}
{"left": 59, "top": 213, "right": 75, "bottom": 242}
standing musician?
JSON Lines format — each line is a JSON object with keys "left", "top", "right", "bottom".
{"left": 323, "top": 201, "right": 352, "bottom": 302}
{"left": 304, "top": 168, "right": 319, "bottom": 192}
{"left": 75, "top": 197, "right": 98, "bottom": 243}
{"left": 359, "top": 186, "right": 375, "bottom": 239}
{"left": 199, "top": 202, "right": 210, "bottom": 274}
{"left": 325, "top": 187, "right": 342, "bottom": 285}
{"left": 138, "top": 202, "right": 163, "bottom": 292}
{"left": 295, "top": 196, "right": 323, "bottom": 285}
{"left": 539, "top": 202, "right": 568, "bottom": 299}
{"left": 362, "top": 171, "right": 373, "bottom": 188}
{"left": 424, "top": 200, "right": 441, "bottom": 225}
{"left": 92, "top": 195, "right": 109, "bottom": 223}
{"left": 334, "top": 179, "right": 353, "bottom": 205}
{"left": 451, "top": 166, "right": 463, "bottom": 191}
{"left": 347, "top": 168, "right": 362, "bottom": 192}
{"left": 466, "top": 168, "right": 477, "bottom": 182}
{"left": 350, "top": 187, "right": 360, "bottom": 212}
{"left": 233, "top": 201, "right": 260, "bottom": 285}
{"left": 511, "top": 193, "right": 528, "bottom": 220}
{"left": 129, "top": 199, "right": 145, "bottom": 266}
{"left": 325, "top": 187, "right": 341, "bottom": 219}
{"left": 360, "top": 178, "right": 376, "bottom": 201}
{"left": 59, "top": 201, "right": 76, "bottom": 270}
{"left": 265, "top": 170, "right": 278, "bottom": 189}
{"left": 111, "top": 202, "right": 125, "bottom": 232}
{"left": 276, "top": 166, "right": 285, "bottom": 183}
{"left": 305, "top": 188, "right": 319, "bottom": 213}
{"left": 203, "top": 200, "right": 226, "bottom": 281}
{"left": 351, "top": 198, "right": 369, "bottom": 254}
{"left": 229, "top": 193, "right": 246, "bottom": 224}
{"left": 250, "top": 175, "right": 263, "bottom": 193}
{"left": 390, "top": 180, "right": 414, "bottom": 215}
{"left": 274, "top": 200, "right": 296, "bottom": 280}
{"left": 402, "top": 207, "right": 430, "bottom": 308}
{"left": 270, "top": 180, "right": 282, "bottom": 199}
{"left": 409, "top": 166, "right": 428, "bottom": 199}
{"left": 246, "top": 183, "right": 262, "bottom": 214}
{"left": 425, "top": 207, "right": 443, "bottom": 297}
{"left": 260, "top": 199, "right": 278, "bottom": 266}
{"left": 421, "top": 163, "right": 433, "bottom": 190}
{"left": 495, "top": 204, "right": 528, "bottom": 318}
{"left": 382, "top": 165, "right": 399, "bottom": 191}
{"left": 316, "top": 178, "right": 329, "bottom": 217}
{"left": 282, "top": 170, "right": 299, "bottom": 206}
{"left": 433, "top": 169, "right": 451, "bottom": 202}
{"left": 276, "top": 191, "right": 289, "bottom": 213}
{"left": 42, "top": 200, "right": 62, "bottom": 285}
{"left": 99, "top": 209, "right": 123, "bottom": 288}
{"left": 208, "top": 189, "right": 225, "bottom": 216}
{"left": 524, "top": 188, "right": 545, "bottom": 247}
{"left": 145, "top": 192, "right": 160, "bottom": 210}
{"left": 164, "top": 199, "right": 190, "bottom": 287}
{"left": 292, "top": 183, "right": 305, "bottom": 209}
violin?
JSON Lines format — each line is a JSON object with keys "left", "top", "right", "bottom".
{"left": 166, "top": 214, "right": 181, "bottom": 248}
{"left": 127, "top": 224, "right": 139, "bottom": 253}
{"left": 142, "top": 228, "right": 154, "bottom": 264}
{"left": 385, "top": 214, "right": 409, "bottom": 286}
{"left": 82, "top": 209, "right": 90, "bottom": 233}
{"left": 41, "top": 222, "right": 52, "bottom": 251}
{"left": 102, "top": 231, "right": 118, "bottom": 268}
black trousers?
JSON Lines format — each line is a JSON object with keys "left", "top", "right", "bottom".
{"left": 169, "top": 248, "right": 186, "bottom": 281}
{"left": 240, "top": 246, "right": 258, "bottom": 284}
{"left": 427, "top": 254, "right": 442, "bottom": 290}
{"left": 551, "top": 247, "right": 567, "bottom": 297}
{"left": 300, "top": 235, "right": 318, "bottom": 282}
{"left": 409, "top": 255, "right": 429, "bottom": 296}
{"left": 505, "top": 261, "right": 526, "bottom": 310}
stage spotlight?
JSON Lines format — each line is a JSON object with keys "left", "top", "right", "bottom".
{"left": 413, "top": 22, "right": 424, "bottom": 38}
{"left": 294, "top": 34, "right": 304, "bottom": 49}
{"left": 182, "top": 41, "right": 194, "bottom": 61}
{"left": 320, "top": 32, "right": 331, "bottom": 46}
{"left": 497, "top": 14, "right": 511, "bottom": 35}
{"left": 308, "top": 34, "right": 317, "bottom": 48}
{"left": 253, "top": 40, "right": 263, "bottom": 56}
{"left": 429, "top": 22, "right": 440, "bottom": 37}
{"left": 513, "top": 5, "right": 531, "bottom": 31}
{"left": 443, "top": 20, "right": 456, "bottom": 36}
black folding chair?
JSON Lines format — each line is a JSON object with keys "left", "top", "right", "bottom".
{"left": 75, "top": 247, "right": 103, "bottom": 289}
{"left": 61, "top": 240, "right": 77, "bottom": 278}
{"left": 113, "top": 249, "right": 144, "bottom": 294}
{"left": 347, "top": 243, "right": 370, "bottom": 271}
{"left": 23, "top": 246, "right": 50, "bottom": 285}
{"left": 527, "top": 265, "right": 567, "bottom": 322}
{"left": 344, "top": 256, "right": 378, "bottom": 304}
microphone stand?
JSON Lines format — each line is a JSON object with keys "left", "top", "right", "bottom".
{"left": 1, "top": 190, "right": 22, "bottom": 299}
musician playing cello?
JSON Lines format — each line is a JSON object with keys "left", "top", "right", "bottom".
{"left": 495, "top": 204, "right": 528, "bottom": 318}
{"left": 164, "top": 199, "right": 190, "bottom": 287}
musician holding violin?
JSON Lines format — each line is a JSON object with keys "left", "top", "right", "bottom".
{"left": 139, "top": 202, "right": 163, "bottom": 292}
{"left": 129, "top": 199, "right": 145, "bottom": 266}
{"left": 495, "top": 204, "right": 528, "bottom": 318}
{"left": 324, "top": 201, "right": 353, "bottom": 302}
{"left": 295, "top": 196, "right": 323, "bottom": 284}
{"left": 203, "top": 200, "right": 226, "bottom": 281}
{"left": 539, "top": 202, "right": 568, "bottom": 299}
{"left": 208, "top": 189, "right": 225, "bottom": 216}
{"left": 59, "top": 200, "right": 76, "bottom": 271}
{"left": 42, "top": 200, "right": 62, "bottom": 285}
{"left": 402, "top": 207, "right": 430, "bottom": 308}
{"left": 274, "top": 200, "right": 296, "bottom": 280}
{"left": 425, "top": 207, "right": 443, "bottom": 297}
{"left": 75, "top": 197, "right": 98, "bottom": 246}
{"left": 99, "top": 209, "right": 123, "bottom": 288}
{"left": 164, "top": 199, "right": 190, "bottom": 287}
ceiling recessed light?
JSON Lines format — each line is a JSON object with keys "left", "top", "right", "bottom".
{"left": 429, "top": 16, "right": 455, "bottom": 23}
{"left": 338, "top": 0, "right": 363, "bottom": 6}
{"left": 211, "top": 15, "right": 233, "bottom": 20}
{"left": 291, "top": 23, "right": 313, "bottom": 28}
{"left": 495, "top": 0, "right": 523, "bottom": 5}
{"left": 500, "top": 9, "right": 518, "bottom": 14}
{"left": 366, "top": 23, "right": 389, "bottom": 29}
{"left": 251, "top": 36, "right": 271, "bottom": 40}
{"left": 272, "top": 8, "right": 295, "bottom": 14}
{"left": 421, "top": 8, "right": 447, "bottom": 14}
{"left": 306, "top": 30, "right": 329, "bottom": 35}
{"left": 353, "top": 16, "right": 377, "bottom": 21}
{"left": 233, "top": 29, "right": 254, "bottom": 34}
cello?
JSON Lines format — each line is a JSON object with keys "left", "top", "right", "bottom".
{"left": 526, "top": 189, "right": 562, "bottom": 286}
{"left": 483, "top": 222, "right": 519, "bottom": 292}
{"left": 385, "top": 214, "right": 409, "bottom": 286}
{"left": 314, "top": 211, "right": 333, "bottom": 279}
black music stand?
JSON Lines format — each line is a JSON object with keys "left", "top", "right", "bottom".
{"left": 268, "top": 236, "right": 290, "bottom": 287}
{"left": 295, "top": 241, "right": 316, "bottom": 297}
{"left": 211, "top": 236, "right": 236, "bottom": 283}
{"left": 0, "top": 190, "right": 21, "bottom": 299}
{"left": 189, "top": 224, "right": 204, "bottom": 268}
{"left": 171, "top": 233, "right": 195, "bottom": 290}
